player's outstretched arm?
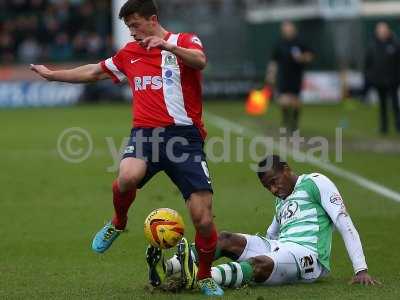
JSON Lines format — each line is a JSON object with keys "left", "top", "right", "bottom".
{"left": 30, "top": 63, "right": 110, "bottom": 83}
{"left": 335, "top": 213, "right": 381, "bottom": 286}
{"left": 311, "top": 174, "right": 380, "bottom": 286}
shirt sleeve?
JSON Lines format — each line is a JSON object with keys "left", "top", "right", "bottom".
{"left": 336, "top": 213, "right": 368, "bottom": 274}
{"left": 100, "top": 48, "right": 127, "bottom": 84}
{"left": 309, "top": 173, "right": 347, "bottom": 223}
{"left": 266, "top": 216, "right": 279, "bottom": 240}
{"left": 179, "top": 33, "right": 205, "bottom": 51}
{"left": 310, "top": 173, "right": 368, "bottom": 274}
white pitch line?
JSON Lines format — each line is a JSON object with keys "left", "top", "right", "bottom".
{"left": 205, "top": 112, "right": 400, "bottom": 203}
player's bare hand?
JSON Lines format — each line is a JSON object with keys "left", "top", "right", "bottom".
{"left": 30, "top": 64, "right": 53, "bottom": 81}
{"left": 349, "top": 270, "right": 381, "bottom": 286}
{"left": 140, "top": 36, "right": 174, "bottom": 51}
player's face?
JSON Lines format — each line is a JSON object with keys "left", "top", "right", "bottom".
{"left": 124, "top": 13, "right": 158, "bottom": 41}
{"left": 376, "top": 22, "right": 390, "bottom": 41}
{"left": 261, "top": 167, "right": 294, "bottom": 199}
{"left": 281, "top": 22, "right": 297, "bottom": 40}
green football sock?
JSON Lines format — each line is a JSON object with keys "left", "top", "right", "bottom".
{"left": 211, "top": 261, "right": 254, "bottom": 288}
{"left": 214, "top": 247, "right": 222, "bottom": 260}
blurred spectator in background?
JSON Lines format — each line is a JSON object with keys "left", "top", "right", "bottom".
{"left": 0, "top": 0, "right": 113, "bottom": 64}
{"left": 0, "top": 29, "right": 16, "bottom": 63}
{"left": 266, "top": 21, "right": 313, "bottom": 133}
{"left": 18, "top": 37, "right": 41, "bottom": 63}
{"left": 49, "top": 32, "right": 72, "bottom": 61}
{"left": 364, "top": 22, "right": 400, "bottom": 135}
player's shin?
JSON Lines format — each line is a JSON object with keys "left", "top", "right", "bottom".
{"left": 195, "top": 224, "right": 218, "bottom": 280}
{"left": 211, "top": 261, "right": 254, "bottom": 287}
{"left": 111, "top": 180, "right": 136, "bottom": 230}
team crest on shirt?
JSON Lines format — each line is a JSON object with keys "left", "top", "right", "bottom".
{"left": 164, "top": 54, "right": 177, "bottom": 66}
{"left": 123, "top": 146, "right": 135, "bottom": 154}
{"left": 329, "top": 193, "right": 343, "bottom": 206}
{"left": 278, "top": 201, "right": 299, "bottom": 225}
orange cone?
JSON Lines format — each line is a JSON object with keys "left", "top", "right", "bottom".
{"left": 245, "top": 86, "right": 271, "bottom": 115}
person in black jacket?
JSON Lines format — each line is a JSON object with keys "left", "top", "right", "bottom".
{"left": 365, "top": 22, "right": 400, "bottom": 134}
{"left": 266, "top": 21, "right": 313, "bottom": 133}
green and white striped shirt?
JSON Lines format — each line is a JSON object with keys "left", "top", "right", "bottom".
{"left": 273, "top": 173, "right": 347, "bottom": 271}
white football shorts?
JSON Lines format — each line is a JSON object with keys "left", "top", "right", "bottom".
{"left": 237, "top": 234, "right": 329, "bottom": 285}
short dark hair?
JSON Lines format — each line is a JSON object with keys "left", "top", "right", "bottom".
{"left": 118, "top": 0, "right": 159, "bottom": 20}
{"left": 257, "top": 155, "right": 288, "bottom": 180}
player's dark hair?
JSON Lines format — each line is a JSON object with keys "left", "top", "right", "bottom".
{"left": 257, "top": 155, "right": 288, "bottom": 179}
{"left": 119, "top": 0, "right": 159, "bottom": 20}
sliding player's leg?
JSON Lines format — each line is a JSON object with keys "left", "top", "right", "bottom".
{"left": 174, "top": 234, "right": 260, "bottom": 288}
{"left": 165, "top": 232, "right": 252, "bottom": 279}
{"left": 214, "top": 241, "right": 325, "bottom": 287}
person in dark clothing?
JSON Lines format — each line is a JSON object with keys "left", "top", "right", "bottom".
{"left": 365, "top": 22, "right": 400, "bottom": 134}
{"left": 266, "top": 21, "right": 313, "bottom": 133}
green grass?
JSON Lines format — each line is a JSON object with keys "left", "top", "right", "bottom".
{"left": 1, "top": 101, "right": 399, "bottom": 299}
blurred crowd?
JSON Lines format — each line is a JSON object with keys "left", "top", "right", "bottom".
{"left": 245, "top": 0, "right": 311, "bottom": 7}
{"left": 0, "top": 0, "right": 113, "bottom": 64}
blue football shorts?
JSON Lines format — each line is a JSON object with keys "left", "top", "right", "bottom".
{"left": 122, "top": 125, "right": 213, "bottom": 200}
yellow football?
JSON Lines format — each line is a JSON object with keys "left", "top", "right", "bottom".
{"left": 144, "top": 208, "right": 185, "bottom": 249}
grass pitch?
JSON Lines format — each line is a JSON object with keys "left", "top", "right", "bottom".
{"left": 1, "top": 101, "right": 399, "bottom": 299}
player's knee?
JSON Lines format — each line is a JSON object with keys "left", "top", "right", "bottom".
{"left": 187, "top": 193, "right": 213, "bottom": 233}
{"left": 218, "top": 231, "right": 232, "bottom": 242}
{"left": 218, "top": 231, "right": 234, "bottom": 250}
{"left": 191, "top": 213, "right": 213, "bottom": 234}
{"left": 250, "top": 256, "right": 274, "bottom": 283}
{"left": 118, "top": 171, "right": 140, "bottom": 191}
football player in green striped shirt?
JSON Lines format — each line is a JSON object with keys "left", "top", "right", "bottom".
{"left": 147, "top": 154, "right": 380, "bottom": 290}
